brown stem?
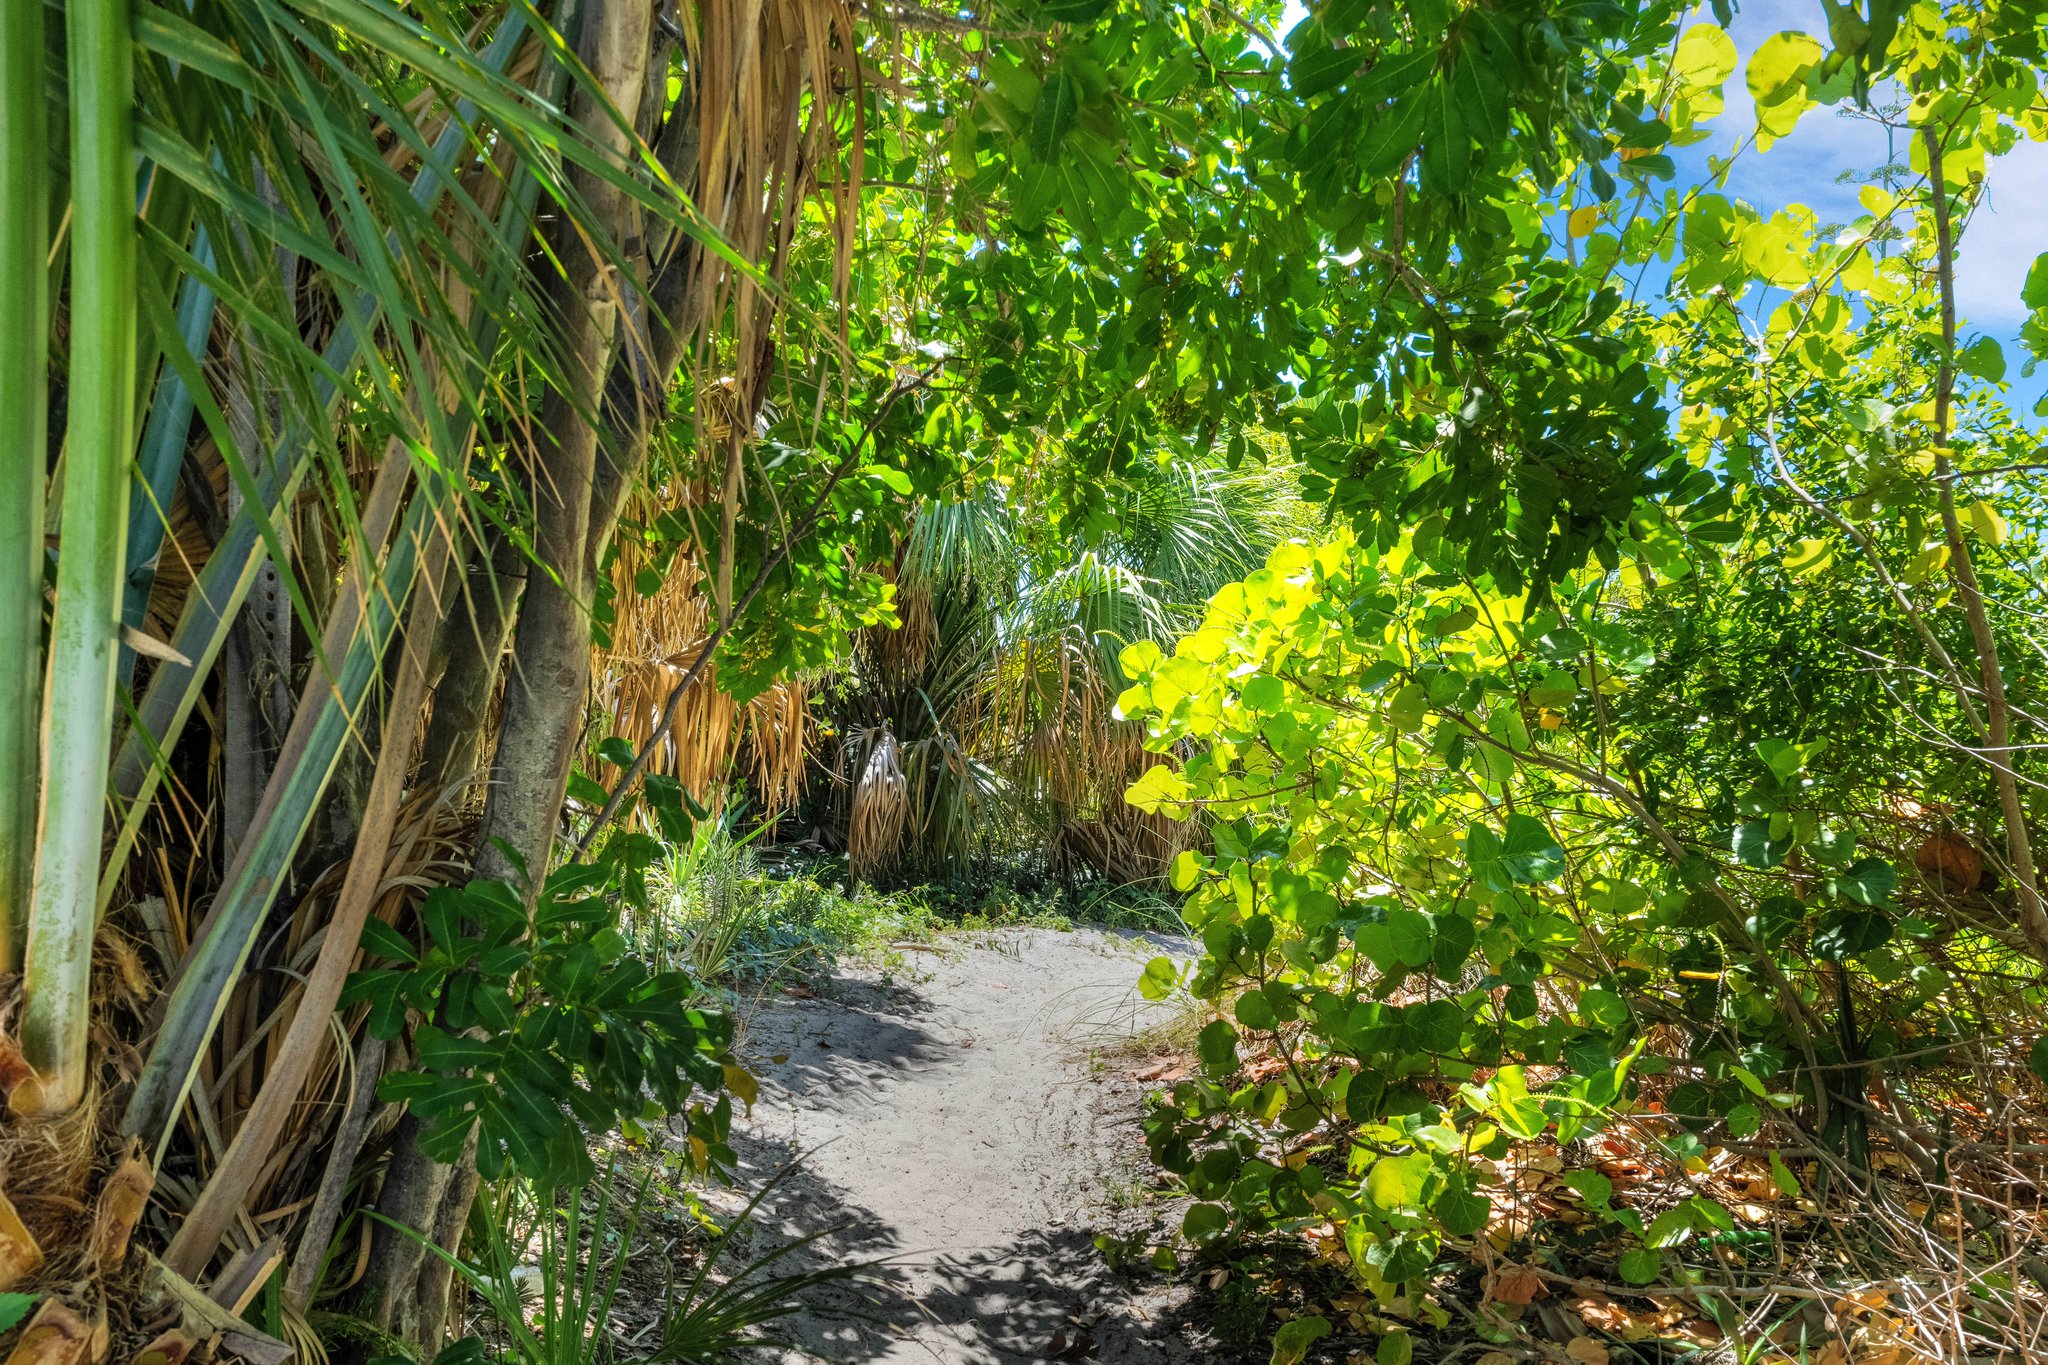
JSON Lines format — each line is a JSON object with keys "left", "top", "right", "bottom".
{"left": 355, "top": 0, "right": 656, "bottom": 1338}
{"left": 283, "top": 1033, "right": 386, "bottom": 1312}
{"left": 412, "top": 1123, "right": 484, "bottom": 1349}
{"left": 1921, "top": 125, "right": 2048, "bottom": 958}
{"left": 359, "top": 1111, "right": 459, "bottom": 1337}
{"left": 417, "top": 530, "right": 526, "bottom": 795}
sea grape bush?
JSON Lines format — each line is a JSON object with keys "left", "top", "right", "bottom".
{"left": 1117, "top": 528, "right": 1956, "bottom": 1290}
{"left": 1105, "top": 0, "right": 2048, "bottom": 1309}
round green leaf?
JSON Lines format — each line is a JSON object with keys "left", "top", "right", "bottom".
{"left": 1618, "top": 1247, "right": 1662, "bottom": 1284}
{"left": 1435, "top": 1183, "right": 1491, "bottom": 1237}
{"left": 1234, "top": 989, "right": 1279, "bottom": 1031}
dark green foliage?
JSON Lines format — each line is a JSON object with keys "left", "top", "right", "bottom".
{"left": 348, "top": 856, "right": 734, "bottom": 1189}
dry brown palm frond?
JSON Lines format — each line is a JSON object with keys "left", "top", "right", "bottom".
{"left": 156, "top": 785, "right": 476, "bottom": 1259}
{"left": 739, "top": 676, "right": 812, "bottom": 812}
{"left": 979, "top": 622, "right": 1201, "bottom": 883}
{"left": 846, "top": 726, "right": 907, "bottom": 884}
{"left": 1052, "top": 784, "right": 1201, "bottom": 886}
{"left": 0, "top": 1080, "right": 116, "bottom": 1278}
{"left": 591, "top": 481, "right": 813, "bottom": 814}
{"left": 862, "top": 564, "right": 934, "bottom": 679}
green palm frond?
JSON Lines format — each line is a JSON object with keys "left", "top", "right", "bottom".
{"left": 901, "top": 484, "right": 1018, "bottom": 596}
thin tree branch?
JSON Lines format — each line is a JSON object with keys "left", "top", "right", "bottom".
{"left": 1449, "top": 714, "right": 1833, "bottom": 1124}
{"left": 1922, "top": 124, "right": 2048, "bottom": 960}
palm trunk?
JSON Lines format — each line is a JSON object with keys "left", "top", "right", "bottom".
{"left": 360, "top": 0, "right": 846, "bottom": 1334}
{"left": 0, "top": 0, "right": 49, "bottom": 973}
{"left": 416, "top": 530, "right": 525, "bottom": 795}
{"left": 362, "top": 0, "right": 654, "bottom": 1338}
{"left": 471, "top": 0, "right": 653, "bottom": 888}
{"left": 17, "top": 0, "right": 137, "bottom": 1116}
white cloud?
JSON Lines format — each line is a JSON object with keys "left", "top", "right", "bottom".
{"left": 1955, "top": 142, "right": 2048, "bottom": 329}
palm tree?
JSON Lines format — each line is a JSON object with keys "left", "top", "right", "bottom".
{"left": 0, "top": 0, "right": 866, "bottom": 1350}
{"left": 818, "top": 454, "right": 1300, "bottom": 887}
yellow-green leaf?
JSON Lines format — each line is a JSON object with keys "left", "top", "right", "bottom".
{"left": 1271, "top": 1315, "right": 1332, "bottom": 1365}
{"left": 1900, "top": 543, "right": 1948, "bottom": 584}
{"left": 1783, "top": 538, "right": 1834, "bottom": 577}
{"left": 1124, "top": 764, "right": 1190, "bottom": 814}
{"left": 1966, "top": 500, "right": 2008, "bottom": 546}
{"left": 1746, "top": 32, "right": 1821, "bottom": 144}
{"left": 1672, "top": 23, "right": 1737, "bottom": 89}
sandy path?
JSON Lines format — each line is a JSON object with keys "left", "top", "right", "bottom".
{"left": 705, "top": 926, "right": 1205, "bottom": 1363}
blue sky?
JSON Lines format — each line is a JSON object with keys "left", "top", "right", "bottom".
{"left": 1680, "top": 0, "right": 2048, "bottom": 412}
{"left": 1275, "top": 0, "right": 2048, "bottom": 414}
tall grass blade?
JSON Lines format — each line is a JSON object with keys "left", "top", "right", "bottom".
{"left": 118, "top": 229, "right": 217, "bottom": 686}
{"left": 121, "top": 121, "right": 548, "bottom": 1151}
{"left": 100, "top": 10, "right": 532, "bottom": 909}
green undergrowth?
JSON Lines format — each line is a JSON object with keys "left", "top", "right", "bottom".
{"left": 636, "top": 825, "right": 1185, "bottom": 997}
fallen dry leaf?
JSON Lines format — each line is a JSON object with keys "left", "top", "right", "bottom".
{"left": 1833, "top": 1286, "right": 1891, "bottom": 1316}
{"left": 1564, "top": 1336, "right": 1610, "bottom": 1365}
{"left": 3, "top": 1299, "right": 92, "bottom": 1365}
{"left": 1853, "top": 1348, "right": 1940, "bottom": 1365}
{"left": 0, "top": 1032, "right": 32, "bottom": 1103}
{"left": 1488, "top": 1263, "right": 1547, "bottom": 1306}
{"left": 1572, "top": 1293, "right": 1687, "bottom": 1341}
{"left": 130, "top": 1331, "right": 197, "bottom": 1365}
{"left": 91, "top": 1140, "right": 154, "bottom": 1269}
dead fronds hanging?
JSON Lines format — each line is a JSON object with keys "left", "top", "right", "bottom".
{"left": 987, "top": 628, "right": 1201, "bottom": 884}
{"left": 845, "top": 726, "right": 908, "bottom": 884}
{"left": 592, "top": 482, "right": 812, "bottom": 814}
{"left": 146, "top": 784, "right": 475, "bottom": 1274}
